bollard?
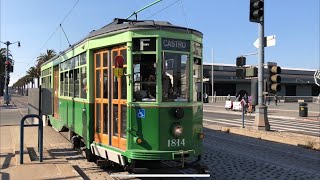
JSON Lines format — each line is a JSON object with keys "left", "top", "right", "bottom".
{"left": 20, "top": 114, "right": 43, "bottom": 164}
{"left": 241, "top": 100, "right": 245, "bottom": 128}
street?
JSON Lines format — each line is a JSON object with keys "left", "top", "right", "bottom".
{"left": 1, "top": 95, "right": 320, "bottom": 179}
{"left": 203, "top": 102, "right": 320, "bottom": 137}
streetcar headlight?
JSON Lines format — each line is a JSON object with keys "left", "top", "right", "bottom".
{"left": 134, "top": 137, "right": 143, "bottom": 144}
{"left": 172, "top": 125, "right": 183, "bottom": 137}
{"left": 174, "top": 108, "right": 184, "bottom": 119}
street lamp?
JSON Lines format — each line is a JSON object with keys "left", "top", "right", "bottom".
{"left": 1, "top": 40, "right": 21, "bottom": 105}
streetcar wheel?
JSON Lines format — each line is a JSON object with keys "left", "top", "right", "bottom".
{"left": 85, "top": 148, "right": 96, "bottom": 162}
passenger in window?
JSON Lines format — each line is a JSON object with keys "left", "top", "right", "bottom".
{"left": 82, "top": 78, "right": 87, "bottom": 97}
{"left": 162, "top": 73, "right": 173, "bottom": 100}
{"left": 147, "top": 74, "right": 156, "bottom": 99}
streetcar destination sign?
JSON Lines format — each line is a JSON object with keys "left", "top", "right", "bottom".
{"left": 162, "top": 38, "right": 190, "bottom": 52}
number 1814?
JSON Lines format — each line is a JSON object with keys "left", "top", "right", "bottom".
{"left": 168, "top": 139, "right": 185, "bottom": 147}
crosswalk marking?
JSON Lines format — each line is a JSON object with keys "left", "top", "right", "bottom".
{"left": 203, "top": 117, "right": 320, "bottom": 136}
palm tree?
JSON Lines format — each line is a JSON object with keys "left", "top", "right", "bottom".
{"left": 0, "top": 48, "right": 12, "bottom": 96}
{"left": 36, "top": 49, "right": 56, "bottom": 87}
{"left": 26, "top": 66, "right": 37, "bottom": 88}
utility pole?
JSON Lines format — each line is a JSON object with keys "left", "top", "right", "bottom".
{"left": 211, "top": 48, "right": 214, "bottom": 102}
{"left": 1, "top": 40, "right": 21, "bottom": 105}
{"left": 249, "top": 0, "right": 270, "bottom": 130}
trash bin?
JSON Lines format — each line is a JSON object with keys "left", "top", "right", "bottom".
{"left": 203, "top": 93, "right": 209, "bottom": 103}
{"left": 299, "top": 103, "right": 308, "bottom": 117}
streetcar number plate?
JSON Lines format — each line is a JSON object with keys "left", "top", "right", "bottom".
{"left": 168, "top": 139, "right": 185, "bottom": 147}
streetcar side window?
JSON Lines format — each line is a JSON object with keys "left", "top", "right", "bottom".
{"left": 133, "top": 54, "right": 156, "bottom": 102}
{"left": 64, "top": 72, "right": 69, "bottom": 96}
{"left": 80, "top": 67, "right": 87, "bottom": 99}
{"left": 69, "top": 70, "right": 74, "bottom": 97}
{"left": 193, "top": 58, "right": 202, "bottom": 102}
{"left": 60, "top": 72, "right": 64, "bottom": 96}
{"left": 74, "top": 68, "right": 80, "bottom": 98}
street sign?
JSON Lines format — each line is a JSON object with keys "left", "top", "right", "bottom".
{"left": 254, "top": 35, "right": 276, "bottom": 48}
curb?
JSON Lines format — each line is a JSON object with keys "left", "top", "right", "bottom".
{"left": 206, "top": 124, "right": 320, "bottom": 151}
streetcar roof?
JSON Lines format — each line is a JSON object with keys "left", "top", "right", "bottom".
{"left": 42, "top": 18, "right": 202, "bottom": 66}
{"left": 89, "top": 18, "right": 203, "bottom": 38}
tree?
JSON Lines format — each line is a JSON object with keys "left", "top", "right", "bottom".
{"left": 36, "top": 49, "right": 56, "bottom": 87}
{"left": 26, "top": 66, "right": 37, "bottom": 88}
{"left": 0, "top": 48, "right": 12, "bottom": 96}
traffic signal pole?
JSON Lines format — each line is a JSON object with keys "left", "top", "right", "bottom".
{"left": 253, "top": 0, "right": 270, "bottom": 131}
{"left": 1, "top": 40, "right": 20, "bottom": 105}
{"left": 4, "top": 43, "right": 9, "bottom": 105}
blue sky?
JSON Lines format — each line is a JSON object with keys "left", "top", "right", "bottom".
{"left": 1, "top": 0, "right": 319, "bottom": 85}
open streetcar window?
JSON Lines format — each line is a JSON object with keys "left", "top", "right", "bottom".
{"left": 193, "top": 58, "right": 202, "bottom": 102}
{"left": 162, "top": 53, "right": 189, "bottom": 102}
{"left": 133, "top": 54, "right": 157, "bottom": 102}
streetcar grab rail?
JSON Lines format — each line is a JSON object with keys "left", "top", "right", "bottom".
{"left": 20, "top": 114, "right": 43, "bottom": 164}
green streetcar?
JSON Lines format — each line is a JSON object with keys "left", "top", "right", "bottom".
{"left": 41, "top": 18, "right": 204, "bottom": 170}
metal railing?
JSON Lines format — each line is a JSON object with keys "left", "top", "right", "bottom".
{"left": 208, "top": 96, "right": 318, "bottom": 103}
{"left": 20, "top": 114, "right": 43, "bottom": 164}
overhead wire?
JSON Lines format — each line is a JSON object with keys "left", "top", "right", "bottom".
{"left": 29, "top": 0, "right": 80, "bottom": 66}
{"left": 179, "top": 0, "right": 189, "bottom": 32}
{"left": 145, "top": 0, "right": 180, "bottom": 20}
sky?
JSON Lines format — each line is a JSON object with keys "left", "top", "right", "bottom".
{"left": 1, "top": 0, "right": 319, "bottom": 86}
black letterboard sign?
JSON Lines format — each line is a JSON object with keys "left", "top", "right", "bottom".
{"left": 132, "top": 38, "right": 156, "bottom": 52}
{"left": 162, "top": 38, "right": 190, "bottom": 52}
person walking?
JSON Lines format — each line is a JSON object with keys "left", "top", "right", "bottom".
{"left": 274, "top": 95, "right": 278, "bottom": 106}
{"left": 227, "top": 94, "right": 231, "bottom": 101}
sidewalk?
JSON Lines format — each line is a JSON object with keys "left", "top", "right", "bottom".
{"left": 203, "top": 102, "right": 320, "bottom": 150}
{"left": 0, "top": 97, "right": 113, "bottom": 180}
{"left": 0, "top": 99, "right": 83, "bottom": 179}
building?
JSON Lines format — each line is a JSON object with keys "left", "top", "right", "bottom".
{"left": 203, "top": 63, "right": 320, "bottom": 97}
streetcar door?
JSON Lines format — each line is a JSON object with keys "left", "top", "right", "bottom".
{"left": 111, "top": 47, "right": 127, "bottom": 150}
{"left": 53, "top": 66, "right": 59, "bottom": 118}
{"left": 94, "top": 47, "right": 127, "bottom": 150}
{"left": 94, "top": 50, "right": 110, "bottom": 145}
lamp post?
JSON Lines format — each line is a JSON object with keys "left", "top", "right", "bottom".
{"left": 1, "top": 41, "right": 21, "bottom": 105}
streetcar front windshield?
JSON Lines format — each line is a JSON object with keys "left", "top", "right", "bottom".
{"left": 162, "top": 53, "right": 189, "bottom": 102}
{"left": 133, "top": 54, "right": 157, "bottom": 102}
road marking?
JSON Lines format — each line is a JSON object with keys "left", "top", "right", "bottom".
{"left": 203, "top": 118, "right": 319, "bottom": 135}
{"left": 204, "top": 104, "right": 319, "bottom": 113}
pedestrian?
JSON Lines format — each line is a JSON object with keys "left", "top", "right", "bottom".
{"left": 274, "top": 95, "right": 278, "bottom": 106}
{"left": 227, "top": 94, "right": 231, "bottom": 101}
{"left": 243, "top": 93, "right": 248, "bottom": 104}
{"left": 267, "top": 96, "right": 271, "bottom": 105}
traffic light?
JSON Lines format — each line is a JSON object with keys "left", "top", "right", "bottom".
{"left": 5, "top": 61, "right": 11, "bottom": 72}
{"left": 236, "top": 68, "right": 246, "bottom": 79}
{"left": 268, "top": 65, "right": 281, "bottom": 92}
{"left": 10, "top": 65, "right": 14, "bottom": 72}
{"left": 249, "top": 0, "right": 264, "bottom": 23}
{"left": 5, "top": 61, "right": 13, "bottom": 73}
{"left": 246, "top": 67, "right": 258, "bottom": 77}
{"left": 236, "top": 56, "right": 246, "bottom": 67}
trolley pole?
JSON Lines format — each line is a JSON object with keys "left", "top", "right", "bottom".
{"left": 4, "top": 43, "right": 9, "bottom": 105}
{"left": 253, "top": 1, "right": 270, "bottom": 131}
